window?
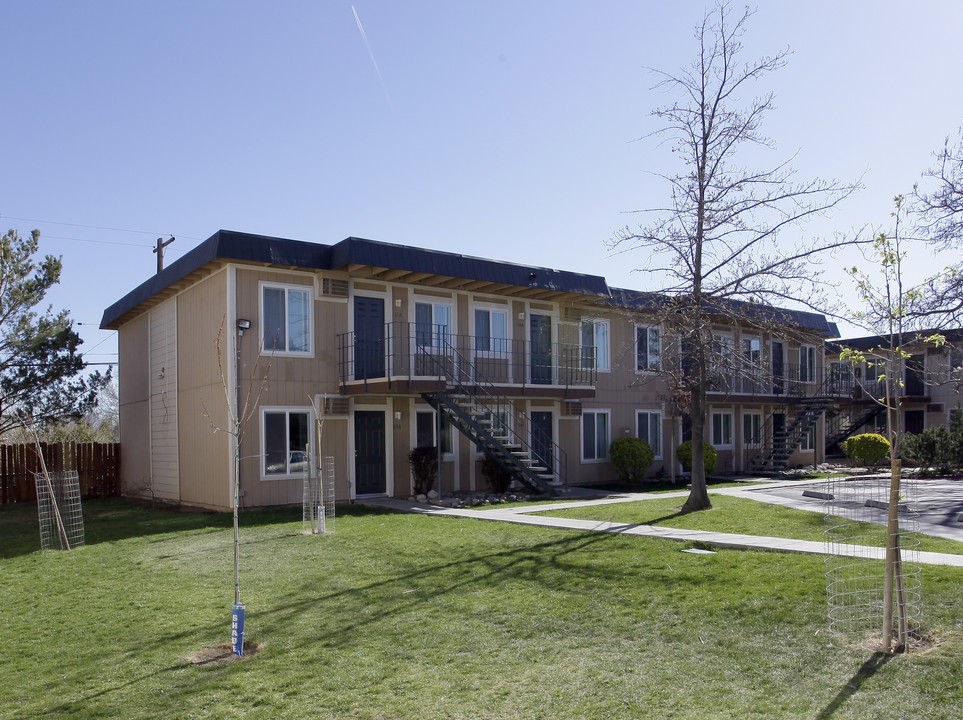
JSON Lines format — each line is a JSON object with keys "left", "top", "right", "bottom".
{"left": 800, "top": 345, "right": 817, "bottom": 383}
{"left": 829, "top": 361, "right": 853, "bottom": 392}
{"left": 636, "top": 411, "right": 662, "bottom": 458}
{"left": 950, "top": 346, "right": 963, "bottom": 374}
{"left": 711, "top": 334, "right": 735, "bottom": 390}
{"left": 800, "top": 424, "right": 817, "bottom": 452}
{"left": 711, "top": 412, "right": 733, "bottom": 447}
{"left": 415, "top": 410, "right": 453, "bottom": 455}
{"left": 474, "top": 308, "right": 509, "bottom": 353}
{"left": 263, "top": 408, "right": 311, "bottom": 476}
{"left": 636, "top": 326, "right": 661, "bottom": 371}
{"left": 262, "top": 284, "right": 311, "bottom": 354}
{"left": 743, "top": 412, "right": 762, "bottom": 446}
{"left": 581, "top": 320, "right": 609, "bottom": 371}
{"left": 582, "top": 410, "right": 610, "bottom": 461}
{"left": 741, "top": 337, "right": 762, "bottom": 392}
{"left": 415, "top": 301, "right": 452, "bottom": 350}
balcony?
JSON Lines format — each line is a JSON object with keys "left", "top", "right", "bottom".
{"left": 336, "top": 322, "right": 597, "bottom": 397}
{"left": 707, "top": 363, "right": 891, "bottom": 401}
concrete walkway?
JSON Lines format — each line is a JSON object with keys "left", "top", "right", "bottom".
{"left": 360, "top": 479, "right": 963, "bottom": 568}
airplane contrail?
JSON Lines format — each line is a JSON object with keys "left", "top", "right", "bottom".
{"left": 352, "top": 6, "right": 394, "bottom": 113}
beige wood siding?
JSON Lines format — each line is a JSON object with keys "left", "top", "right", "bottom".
{"left": 234, "top": 267, "right": 349, "bottom": 507}
{"left": 175, "top": 270, "right": 231, "bottom": 509}
{"left": 118, "top": 313, "right": 151, "bottom": 496}
{"left": 149, "top": 298, "right": 179, "bottom": 501}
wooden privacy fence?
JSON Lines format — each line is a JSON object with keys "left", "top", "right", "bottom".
{"left": 0, "top": 443, "right": 120, "bottom": 504}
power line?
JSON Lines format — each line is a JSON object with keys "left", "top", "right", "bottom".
{"left": 1, "top": 214, "right": 204, "bottom": 242}
{"left": 42, "top": 234, "right": 151, "bottom": 249}
{"left": 0, "top": 215, "right": 204, "bottom": 247}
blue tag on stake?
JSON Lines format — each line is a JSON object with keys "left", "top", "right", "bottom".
{"left": 231, "top": 603, "right": 246, "bottom": 656}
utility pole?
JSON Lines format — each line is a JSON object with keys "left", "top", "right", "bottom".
{"left": 153, "top": 236, "right": 175, "bottom": 273}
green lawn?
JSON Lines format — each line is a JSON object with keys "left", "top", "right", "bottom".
{"left": 536, "top": 494, "right": 963, "bottom": 555}
{"left": 1, "top": 499, "right": 962, "bottom": 719}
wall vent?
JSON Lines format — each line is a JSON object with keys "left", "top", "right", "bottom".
{"left": 562, "top": 401, "right": 583, "bottom": 416}
{"left": 926, "top": 403, "right": 945, "bottom": 413}
{"left": 321, "top": 277, "right": 349, "bottom": 298}
{"left": 564, "top": 307, "right": 583, "bottom": 322}
{"left": 323, "top": 397, "right": 350, "bottom": 416}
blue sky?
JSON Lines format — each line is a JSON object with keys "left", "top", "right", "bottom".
{"left": 2, "top": 0, "right": 962, "bottom": 369}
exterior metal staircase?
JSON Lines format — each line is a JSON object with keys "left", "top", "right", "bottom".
{"left": 826, "top": 405, "right": 885, "bottom": 454}
{"left": 418, "top": 340, "right": 568, "bottom": 496}
{"left": 751, "top": 394, "right": 833, "bottom": 471}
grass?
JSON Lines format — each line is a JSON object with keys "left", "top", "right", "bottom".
{"left": 0, "top": 498, "right": 961, "bottom": 719}
{"left": 536, "top": 494, "right": 963, "bottom": 555}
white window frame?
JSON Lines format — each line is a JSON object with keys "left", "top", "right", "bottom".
{"left": 636, "top": 325, "right": 661, "bottom": 372}
{"left": 800, "top": 345, "right": 817, "bottom": 384}
{"left": 800, "top": 424, "right": 817, "bottom": 452}
{"left": 261, "top": 406, "right": 313, "bottom": 478}
{"left": 472, "top": 305, "right": 510, "bottom": 356}
{"left": 260, "top": 282, "right": 313, "bottom": 356}
{"left": 581, "top": 409, "right": 611, "bottom": 462}
{"left": 415, "top": 300, "right": 453, "bottom": 352}
{"left": 414, "top": 409, "right": 454, "bottom": 460}
{"left": 711, "top": 411, "right": 733, "bottom": 448}
{"left": 743, "top": 411, "right": 763, "bottom": 447}
{"left": 580, "top": 319, "right": 609, "bottom": 372}
{"left": 473, "top": 409, "right": 513, "bottom": 457}
{"left": 636, "top": 410, "right": 663, "bottom": 459}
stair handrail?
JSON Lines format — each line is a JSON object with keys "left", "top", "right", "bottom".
{"left": 748, "top": 367, "right": 838, "bottom": 470}
{"left": 420, "top": 336, "right": 567, "bottom": 488}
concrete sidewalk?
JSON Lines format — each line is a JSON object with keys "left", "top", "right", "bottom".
{"left": 359, "top": 482, "right": 963, "bottom": 568}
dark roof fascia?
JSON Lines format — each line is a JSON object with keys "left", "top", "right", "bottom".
{"left": 603, "top": 288, "right": 837, "bottom": 335}
{"left": 831, "top": 327, "right": 963, "bottom": 352}
{"left": 329, "top": 237, "right": 611, "bottom": 298}
{"left": 100, "top": 230, "right": 334, "bottom": 329}
{"left": 101, "top": 231, "right": 611, "bottom": 330}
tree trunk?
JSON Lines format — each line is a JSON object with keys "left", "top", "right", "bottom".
{"left": 682, "top": 381, "right": 712, "bottom": 512}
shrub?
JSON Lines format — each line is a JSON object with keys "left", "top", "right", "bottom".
{"left": 609, "top": 437, "right": 655, "bottom": 483}
{"left": 480, "top": 453, "right": 514, "bottom": 493}
{"left": 676, "top": 440, "right": 718, "bottom": 474}
{"left": 901, "top": 426, "right": 951, "bottom": 472}
{"left": 842, "top": 433, "right": 890, "bottom": 466}
{"left": 408, "top": 446, "right": 438, "bottom": 495}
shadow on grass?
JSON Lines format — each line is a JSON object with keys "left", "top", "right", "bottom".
{"left": 248, "top": 526, "right": 715, "bottom": 653}
{"left": 21, "top": 661, "right": 195, "bottom": 718}
{"left": 814, "top": 652, "right": 892, "bottom": 720}
{"left": 0, "top": 498, "right": 312, "bottom": 559}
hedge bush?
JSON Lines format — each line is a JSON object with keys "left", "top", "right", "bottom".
{"left": 842, "top": 433, "right": 890, "bottom": 466}
{"left": 408, "top": 446, "right": 438, "bottom": 495}
{"left": 901, "top": 426, "right": 951, "bottom": 472}
{"left": 480, "top": 453, "right": 514, "bottom": 493}
{"left": 676, "top": 440, "right": 718, "bottom": 474}
{"left": 609, "top": 437, "right": 655, "bottom": 483}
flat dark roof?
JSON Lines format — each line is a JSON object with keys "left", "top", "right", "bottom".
{"left": 101, "top": 230, "right": 611, "bottom": 329}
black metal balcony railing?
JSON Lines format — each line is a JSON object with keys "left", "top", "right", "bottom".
{"left": 337, "top": 322, "right": 596, "bottom": 392}
{"left": 708, "top": 362, "right": 890, "bottom": 401}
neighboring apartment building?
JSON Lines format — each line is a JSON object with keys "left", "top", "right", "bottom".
{"left": 826, "top": 329, "right": 963, "bottom": 447}
{"left": 100, "top": 230, "right": 839, "bottom": 511}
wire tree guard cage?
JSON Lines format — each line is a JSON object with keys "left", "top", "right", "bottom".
{"left": 36, "top": 470, "right": 85, "bottom": 551}
{"left": 303, "top": 455, "right": 336, "bottom": 535}
{"left": 824, "top": 473, "right": 922, "bottom": 645}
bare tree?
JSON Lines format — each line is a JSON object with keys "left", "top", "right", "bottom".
{"left": 841, "top": 195, "right": 945, "bottom": 652}
{"left": 915, "top": 128, "right": 963, "bottom": 249}
{"left": 912, "top": 129, "right": 963, "bottom": 323}
{"left": 203, "top": 318, "right": 271, "bottom": 617}
{"left": 611, "top": 2, "right": 861, "bottom": 512}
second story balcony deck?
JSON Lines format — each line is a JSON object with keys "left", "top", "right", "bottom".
{"left": 707, "top": 362, "right": 923, "bottom": 403}
{"left": 337, "top": 321, "right": 598, "bottom": 398}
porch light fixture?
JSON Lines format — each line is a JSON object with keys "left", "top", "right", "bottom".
{"left": 237, "top": 318, "right": 252, "bottom": 335}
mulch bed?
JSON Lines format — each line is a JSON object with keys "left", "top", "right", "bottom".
{"left": 188, "top": 641, "right": 263, "bottom": 666}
